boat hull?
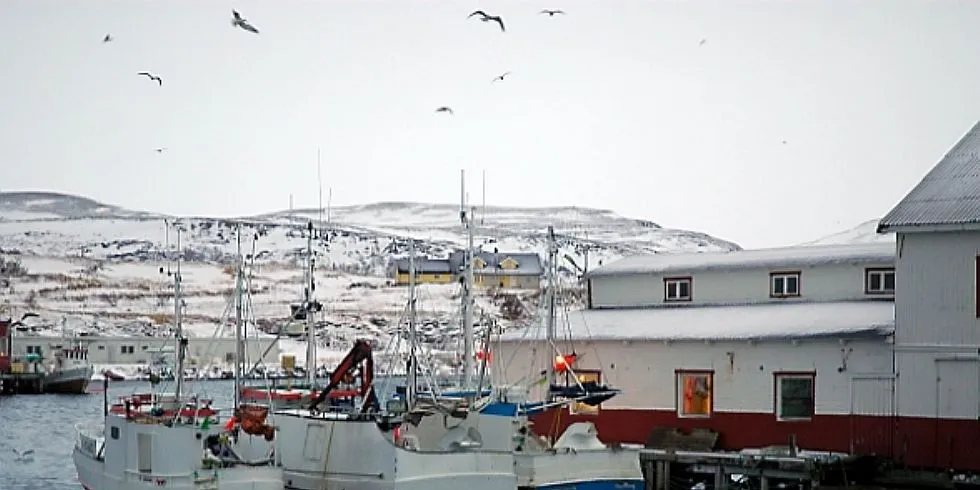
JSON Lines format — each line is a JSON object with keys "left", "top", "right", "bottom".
{"left": 74, "top": 447, "right": 282, "bottom": 490}
{"left": 515, "top": 451, "right": 643, "bottom": 490}
{"left": 276, "top": 411, "right": 516, "bottom": 490}
{"left": 46, "top": 365, "right": 94, "bottom": 394}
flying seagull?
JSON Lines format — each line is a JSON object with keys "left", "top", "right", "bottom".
{"left": 468, "top": 11, "right": 505, "bottom": 32}
{"left": 155, "top": 147, "right": 167, "bottom": 153}
{"left": 435, "top": 106, "right": 454, "bottom": 115}
{"left": 12, "top": 449, "right": 35, "bottom": 462}
{"left": 103, "top": 34, "right": 113, "bottom": 43}
{"left": 699, "top": 38, "right": 706, "bottom": 46}
{"left": 540, "top": 9, "right": 565, "bottom": 16}
{"left": 491, "top": 72, "right": 511, "bottom": 83}
{"left": 232, "top": 10, "right": 260, "bottom": 34}
{"left": 137, "top": 72, "right": 162, "bottom": 86}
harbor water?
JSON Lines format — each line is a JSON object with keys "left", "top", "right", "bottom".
{"left": 0, "top": 377, "right": 411, "bottom": 490}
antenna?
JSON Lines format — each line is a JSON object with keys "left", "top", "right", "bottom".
{"left": 317, "top": 148, "right": 324, "bottom": 234}
{"left": 327, "top": 187, "right": 332, "bottom": 224}
{"left": 481, "top": 169, "right": 486, "bottom": 226}
{"left": 459, "top": 169, "right": 466, "bottom": 224}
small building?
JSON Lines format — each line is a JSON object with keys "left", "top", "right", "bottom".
{"left": 495, "top": 242, "right": 897, "bottom": 461}
{"left": 448, "top": 250, "right": 543, "bottom": 290}
{"left": 392, "top": 250, "right": 544, "bottom": 290}
{"left": 8, "top": 334, "right": 280, "bottom": 366}
{"left": 876, "top": 120, "right": 980, "bottom": 471}
{"left": 392, "top": 257, "right": 454, "bottom": 285}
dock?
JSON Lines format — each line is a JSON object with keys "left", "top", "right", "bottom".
{"left": 639, "top": 447, "right": 866, "bottom": 490}
{"left": 0, "top": 371, "right": 47, "bottom": 394}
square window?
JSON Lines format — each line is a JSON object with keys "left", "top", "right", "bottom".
{"left": 664, "top": 277, "right": 692, "bottom": 302}
{"left": 865, "top": 268, "right": 895, "bottom": 294}
{"left": 775, "top": 374, "right": 814, "bottom": 421}
{"left": 676, "top": 371, "right": 713, "bottom": 417}
{"left": 770, "top": 272, "right": 801, "bottom": 297}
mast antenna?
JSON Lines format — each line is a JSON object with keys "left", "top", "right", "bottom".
{"left": 317, "top": 148, "right": 324, "bottom": 232}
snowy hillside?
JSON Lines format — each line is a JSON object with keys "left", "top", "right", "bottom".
{"left": 0, "top": 192, "right": 741, "bottom": 274}
{"left": 0, "top": 191, "right": 740, "bottom": 368}
{"left": 799, "top": 219, "right": 894, "bottom": 246}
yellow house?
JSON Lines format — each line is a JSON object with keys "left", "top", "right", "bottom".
{"left": 393, "top": 257, "right": 453, "bottom": 285}
{"left": 452, "top": 251, "right": 544, "bottom": 290}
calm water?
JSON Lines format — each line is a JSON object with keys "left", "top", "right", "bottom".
{"left": 0, "top": 377, "right": 412, "bottom": 490}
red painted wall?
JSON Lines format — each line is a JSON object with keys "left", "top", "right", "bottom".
{"left": 530, "top": 407, "right": 980, "bottom": 472}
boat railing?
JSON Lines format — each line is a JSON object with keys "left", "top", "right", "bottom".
{"left": 74, "top": 422, "right": 106, "bottom": 461}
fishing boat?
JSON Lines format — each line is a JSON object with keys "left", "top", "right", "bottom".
{"left": 272, "top": 237, "right": 517, "bottom": 490}
{"left": 72, "top": 223, "right": 283, "bottom": 490}
{"left": 473, "top": 225, "right": 643, "bottom": 490}
{"left": 236, "top": 221, "right": 362, "bottom": 409}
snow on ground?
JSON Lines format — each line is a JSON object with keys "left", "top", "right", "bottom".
{"left": 0, "top": 192, "right": 745, "bottom": 377}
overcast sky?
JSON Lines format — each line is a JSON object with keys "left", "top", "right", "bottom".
{"left": 1, "top": 0, "right": 978, "bottom": 249}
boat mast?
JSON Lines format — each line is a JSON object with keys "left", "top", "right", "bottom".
{"left": 233, "top": 224, "right": 244, "bottom": 408}
{"left": 544, "top": 225, "right": 558, "bottom": 403}
{"left": 406, "top": 239, "right": 418, "bottom": 409}
{"left": 304, "top": 221, "right": 316, "bottom": 385}
{"left": 174, "top": 225, "right": 186, "bottom": 401}
{"left": 460, "top": 169, "right": 475, "bottom": 391}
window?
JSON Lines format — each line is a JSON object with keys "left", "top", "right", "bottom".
{"left": 676, "top": 370, "right": 713, "bottom": 417}
{"left": 664, "top": 277, "right": 692, "bottom": 302}
{"left": 775, "top": 373, "right": 815, "bottom": 421}
{"left": 120, "top": 345, "right": 134, "bottom": 355}
{"left": 865, "top": 268, "right": 895, "bottom": 294}
{"left": 569, "top": 370, "right": 603, "bottom": 415}
{"left": 770, "top": 271, "right": 801, "bottom": 297}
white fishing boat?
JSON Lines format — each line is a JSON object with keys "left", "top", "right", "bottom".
{"left": 238, "top": 222, "right": 343, "bottom": 409}
{"left": 273, "top": 237, "right": 517, "bottom": 490}
{"left": 472, "top": 226, "right": 643, "bottom": 490}
{"left": 73, "top": 223, "right": 283, "bottom": 490}
{"left": 397, "top": 174, "right": 643, "bottom": 490}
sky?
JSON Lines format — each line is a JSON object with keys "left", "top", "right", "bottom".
{"left": 1, "top": 0, "right": 979, "bottom": 249}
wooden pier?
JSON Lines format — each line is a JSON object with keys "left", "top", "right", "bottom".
{"left": 639, "top": 447, "right": 863, "bottom": 490}
{"left": 0, "top": 372, "right": 47, "bottom": 394}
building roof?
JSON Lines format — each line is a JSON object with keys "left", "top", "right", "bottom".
{"left": 878, "top": 121, "right": 980, "bottom": 233}
{"left": 448, "top": 251, "right": 543, "bottom": 276}
{"left": 393, "top": 257, "right": 453, "bottom": 274}
{"left": 586, "top": 243, "right": 894, "bottom": 278}
{"left": 498, "top": 301, "right": 894, "bottom": 342}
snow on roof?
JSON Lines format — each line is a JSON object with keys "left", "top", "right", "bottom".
{"left": 498, "top": 301, "right": 894, "bottom": 342}
{"left": 878, "top": 120, "right": 980, "bottom": 233}
{"left": 586, "top": 242, "right": 894, "bottom": 277}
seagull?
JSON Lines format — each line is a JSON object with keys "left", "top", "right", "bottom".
{"left": 232, "top": 10, "right": 260, "bottom": 34}
{"left": 435, "top": 106, "right": 454, "bottom": 115}
{"left": 155, "top": 147, "right": 167, "bottom": 153}
{"left": 468, "top": 11, "right": 505, "bottom": 32}
{"left": 491, "top": 72, "right": 511, "bottom": 83}
{"left": 137, "top": 72, "right": 162, "bottom": 86}
{"left": 699, "top": 38, "right": 706, "bottom": 46}
{"left": 103, "top": 34, "right": 113, "bottom": 43}
{"left": 540, "top": 9, "right": 565, "bottom": 16}
{"left": 12, "top": 448, "right": 35, "bottom": 462}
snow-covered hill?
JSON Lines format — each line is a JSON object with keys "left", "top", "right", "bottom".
{"left": 0, "top": 192, "right": 741, "bottom": 273}
{"left": 799, "top": 219, "right": 894, "bottom": 246}
{"left": 0, "top": 191, "right": 741, "bottom": 367}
